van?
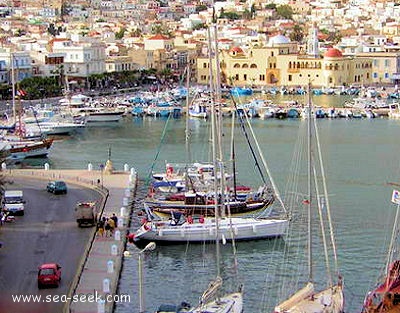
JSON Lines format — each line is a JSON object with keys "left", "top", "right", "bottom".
{"left": 74, "top": 201, "right": 97, "bottom": 227}
{"left": 3, "top": 190, "right": 25, "bottom": 216}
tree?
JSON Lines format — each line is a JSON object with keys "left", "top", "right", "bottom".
{"left": 196, "top": 4, "right": 208, "bottom": 12}
{"left": 115, "top": 28, "right": 126, "bottom": 40}
{"left": 220, "top": 11, "right": 240, "bottom": 20}
{"left": 192, "top": 23, "right": 207, "bottom": 30}
{"left": 290, "top": 24, "right": 304, "bottom": 42}
{"left": 276, "top": 5, "right": 293, "bottom": 19}
{"left": 265, "top": 3, "right": 276, "bottom": 10}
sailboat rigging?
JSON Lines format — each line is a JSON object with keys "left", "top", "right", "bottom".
{"left": 273, "top": 82, "right": 344, "bottom": 313}
{"left": 361, "top": 190, "right": 400, "bottom": 313}
{"left": 153, "top": 22, "right": 243, "bottom": 313}
{"left": 133, "top": 23, "right": 288, "bottom": 247}
{"left": 0, "top": 52, "right": 53, "bottom": 162}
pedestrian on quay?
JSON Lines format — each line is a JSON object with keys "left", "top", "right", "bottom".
{"left": 108, "top": 217, "right": 116, "bottom": 237}
{"left": 96, "top": 218, "right": 105, "bottom": 237}
{"left": 111, "top": 213, "right": 118, "bottom": 228}
{"left": 104, "top": 217, "right": 111, "bottom": 237}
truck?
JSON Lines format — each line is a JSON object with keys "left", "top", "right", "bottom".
{"left": 74, "top": 201, "right": 98, "bottom": 227}
{"left": 3, "top": 190, "right": 25, "bottom": 216}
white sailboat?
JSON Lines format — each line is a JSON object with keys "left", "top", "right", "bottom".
{"left": 273, "top": 82, "right": 344, "bottom": 313}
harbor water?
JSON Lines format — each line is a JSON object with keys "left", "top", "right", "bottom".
{"left": 25, "top": 103, "right": 400, "bottom": 313}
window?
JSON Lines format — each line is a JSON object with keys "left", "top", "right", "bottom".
{"left": 373, "top": 72, "right": 378, "bottom": 78}
{"left": 243, "top": 74, "right": 247, "bottom": 81}
{"left": 203, "top": 63, "right": 207, "bottom": 68}
{"left": 259, "top": 74, "right": 265, "bottom": 81}
{"left": 288, "top": 74, "right": 292, "bottom": 81}
{"left": 234, "top": 63, "right": 240, "bottom": 68}
{"left": 250, "top": 64, "right": 257, "bottom": 68}
{"left": 242, "top": 64, "right": 248, "bottom": 68}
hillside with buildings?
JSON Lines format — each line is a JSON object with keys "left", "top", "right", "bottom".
{"left": 0, "top": 0, "right": 399, "bottom": 98}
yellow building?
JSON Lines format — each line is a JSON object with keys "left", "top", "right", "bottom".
{"left": 196, "top": 35, "right": 373, "bottom": 88}
{"left": 356, "top": 51, "right": 400, "bottom": 85}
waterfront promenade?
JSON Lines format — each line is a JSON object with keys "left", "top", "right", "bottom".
{"left": 5, "top": 164, "right": 137, "bottom": 313}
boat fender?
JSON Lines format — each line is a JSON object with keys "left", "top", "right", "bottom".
{"left": 252, "top": 225, "right": 257, "bottom": 233}
{"left": 166, "top": 166, "right": 173, "bottom": 178}
{"left": 159, "top": 229, "right": 163, "bottom": 237}
{"left": 144, "top": 223, "right": 151, "bottom": 231}
{"left": 180, "top": 228, "right": 185, "bottom": 237}
{"left": 209, "top": 228, "right": 214, "bottom": 236}
{"left": 221, "top": 234, "right": 226, "bottom": 245}
{"left": 127, "top": 233, "right": 135, "bottom": 243}
{"left": 234, "top": 227, "right": 239, "bottom": 235}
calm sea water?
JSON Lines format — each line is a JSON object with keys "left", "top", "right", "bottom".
{"left": 26, "top": 94, "right": 400, "bottom": 313}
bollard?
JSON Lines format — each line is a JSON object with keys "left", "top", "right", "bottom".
{"left": 1, "top": 162, "right": 6, "bottom": 170}
{"left": 117, "top": 217, "right": 124, "bottom": 228}
{"left": 44, "top": 163, "right": 49, "bottom": 171}
{"left": 114, "top": 229, "right": 121, "bottom": 241}
{"left": 130, "top": 167, "right": 136, "bottom": 176}
{"left": 107, "top": 260, "right": 114, "bottom": 273}
{"left": 120, "top": 207, "right": 127, "bottom": 217}
{"left": 122, "top": 197, "right": 129, "bottom": 207}
{"left": 124, "top": 163, "right": 129, "bottom": 172}
{"left": 102, "top": 278, "right": 110, "bottom": 293}
{"left": 111, "top": 244, "right": 118, "bottom": 256}
{"left": 88, "top": 163, "right": 93, "bottom": 171}
{"left": 97, "top": 299, "right": 105, "bottom": 313}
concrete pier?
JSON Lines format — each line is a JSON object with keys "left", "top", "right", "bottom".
{"left": 5, "top": 166, "right": 137, "bottom": 313}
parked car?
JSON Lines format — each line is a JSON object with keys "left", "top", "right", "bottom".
{"left": 37, "top": 263, "right": 61, "bottom": 288}
{"left": 46, "top": 181, "right": 67, "bottom": 194}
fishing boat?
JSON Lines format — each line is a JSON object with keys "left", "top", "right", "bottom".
{"left": 361, "top": 190, "right": 400, "bottom": 313}
{"left": 273, "top": 82, "right": 344, "bottom": 313}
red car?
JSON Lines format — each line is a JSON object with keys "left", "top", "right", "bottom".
{"left": 37, "top": 263, "right": 61, "bottom": 289}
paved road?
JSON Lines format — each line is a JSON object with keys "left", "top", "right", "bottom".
{"left": 0, "top": 177, "right": 101, "bottom": 313}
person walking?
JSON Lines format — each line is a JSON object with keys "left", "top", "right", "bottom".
{"left": 97, "top": 218, "right": 105, "bottom": 237}
{"left": 111, "top": 213, "right": 118, "bottom": 228}
{"left": 108, "top": 217, "right": 116, "bottom": 237}
{"left": 104, "top": 217, "right": 111, "bottom": 237}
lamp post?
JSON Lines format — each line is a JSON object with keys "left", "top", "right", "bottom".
{"left": 139, "top": 242, "right": 156, "bottom": 313}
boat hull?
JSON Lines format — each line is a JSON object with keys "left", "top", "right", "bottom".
{"left": 133, "top": 217, "right": 288, "bottom": 247}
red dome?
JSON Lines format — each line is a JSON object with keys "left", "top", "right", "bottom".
{"left": 324, "top": 48, "right": 343, "bottom": 58}
{"left": 230, "top": 46, "right": 244, "bottom": 54}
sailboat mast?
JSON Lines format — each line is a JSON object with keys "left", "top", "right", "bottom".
{"left": 10, "top": 52, "right": 16, "bottom": 124}
{"left": 184, "top": 64, "right": 191, "bottom": 163}
{"left": 230, "top": 111, "right": 238, "bottom": 201}
{"left": 208, "top": 25, "right": 221, "bottom": 278}
{"left": 307, "top": 81, "right": 313, "bottom": 282}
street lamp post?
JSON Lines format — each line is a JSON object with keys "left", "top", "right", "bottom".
{"left": 139, "top": 242, "right": 156, "bottom": 313}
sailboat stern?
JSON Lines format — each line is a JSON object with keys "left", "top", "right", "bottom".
{"left": 274, "top": 282, "right": 344, "bottom": 313}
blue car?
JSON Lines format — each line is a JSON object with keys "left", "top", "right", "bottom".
{"left": 46, "top": 181, "right": 68, "bottom": 194}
